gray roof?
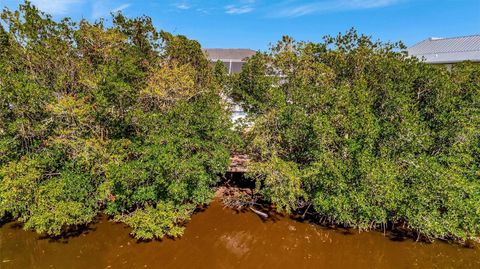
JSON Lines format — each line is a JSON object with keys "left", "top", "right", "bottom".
{"left": 204, "top": 48, "right": 256, "bottom": 61}
{"left": 407, "top": 35, "right": 480, "bottom": 64}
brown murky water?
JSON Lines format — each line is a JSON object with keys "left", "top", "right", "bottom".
{"left": 1, "top": 201, "right": 478, "bottom": 269}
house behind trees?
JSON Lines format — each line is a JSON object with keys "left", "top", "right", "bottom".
{"left": 204, "top": 48, "right": 256, "bottom": 122}
{"left": 407, "top": 35, "right": 480, "bottom": 67}
{"left": 204, "top": 48, "right": 256, "bottom": 74}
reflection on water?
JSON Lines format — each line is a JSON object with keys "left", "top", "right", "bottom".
{"left": 218, "top": 231, "right": 255, "bottom": 258}
{"left": 0, "top": 201, "right": 478, "bottom": 269}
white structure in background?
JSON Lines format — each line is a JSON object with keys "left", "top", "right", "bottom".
{"left": 230, "top": 103, "right": 247, "bottom": 122}
{"left": 407, "top": 35, "right": 480, "bottom": 66}
{"left": 204, "top": 48, "right": 256, "bottom": 74}
{"left": 204, "top": 48, "right": 256, "bottom": 123}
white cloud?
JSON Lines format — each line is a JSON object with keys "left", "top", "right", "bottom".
{"left": 225, "top": 5, "right": 254, "bottom": 14}
{"left": 169, "top": 0, "right": 256, "bottom": 15}
{"left": 30, "top": 0, "right": 85, "bottom": 15}
{"left": 174, "top": 2, "right": 191, "bottom": 10}
{"left": 111, "top": 3, "right": 131, "bottom": 13}
{"left": 92, "top": 2, "right": 131, "bottom": 19}
{"left": 275, "top": 0, "right": 404, "bottom": 17}
{"left": 348, "top": 0, "right": 402, "bottom": 8}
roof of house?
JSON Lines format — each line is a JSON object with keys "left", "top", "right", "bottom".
{"left": 204, "top": 48, "right": 256, "bottom": 61}
{"left": 407, "top": 35, "right": 480, "bottom": 64}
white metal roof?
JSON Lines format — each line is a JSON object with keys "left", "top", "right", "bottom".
{"left": 204, "top": 48, "right": 256, "bottom": 61}
{"left": 407, "top": 35, "right": 480, "bottom": 64}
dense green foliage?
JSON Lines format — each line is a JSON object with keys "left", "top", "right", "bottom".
{"left": 236, "top": 31, "right": 480, "bottom": 241}
{"left": 1, "top": 2, "right": 478, "bottom": 244}
{"left": 0, "top": 2, "right": 234, "bottom": 239}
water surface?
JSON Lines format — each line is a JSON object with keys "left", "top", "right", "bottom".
{"left": 1, "top": 201, "right": 478, "bottom": 268}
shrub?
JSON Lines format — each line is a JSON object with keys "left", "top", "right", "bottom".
{"left": 0, "top": 2, "right": 235, "bottom": 239}
{"left": 236, "top": 30, "right": 480, "bottom": 242}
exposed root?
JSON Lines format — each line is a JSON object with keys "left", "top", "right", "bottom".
{"left": 215, "top": 186, "right": 260, "bottom": 209}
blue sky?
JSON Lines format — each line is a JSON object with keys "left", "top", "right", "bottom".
{"left": 2, "top": 0, "right": 480, "bottom": 50}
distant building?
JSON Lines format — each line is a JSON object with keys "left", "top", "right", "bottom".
{"left": 204, "top": 48, "right": 256, "bottom": 124}
{"left": 407, "top": 35, "right": 480, "bottom": 65}
{"left": 204, "top": 48, "right": 256, "bottom": 74}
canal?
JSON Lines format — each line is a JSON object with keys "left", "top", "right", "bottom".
{"left": 1, "top": 200, "right": 478, "bottom": 268}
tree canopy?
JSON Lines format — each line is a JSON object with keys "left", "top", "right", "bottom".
{"left": 1, "top": 2, "right": 479, "bottom": 244}
{"left": 0, "top": 2, "right": 235, "bottom": 239}
{"left": 235, "top": 30, "right": 480, "bottom": 242}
